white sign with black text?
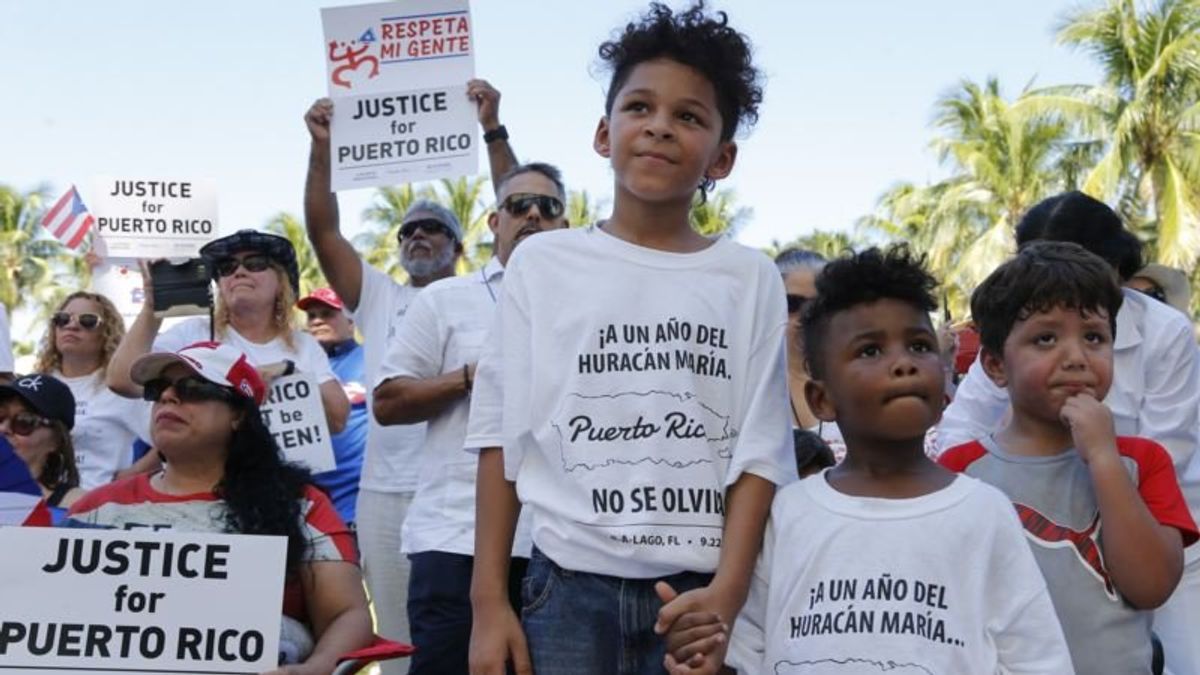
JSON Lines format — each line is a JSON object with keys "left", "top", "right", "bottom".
{"left": 0, "top": 527, "right": 285, "bottom": 674}
{"left": 260, "top": 372, "right": 337, "bottom": 473}
{"left": 90, "top": 177, "right": 218, "bottom": 259}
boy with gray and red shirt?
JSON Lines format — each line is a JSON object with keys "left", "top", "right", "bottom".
{"left": 940, "top": 241, "right": 1198, "bottom": 674}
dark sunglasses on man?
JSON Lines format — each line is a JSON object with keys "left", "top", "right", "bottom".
{"left": 51, "top": 312, "right": 104, "bottom": 330}
{"left": 399, "top": 219, "right": 456, "bottom": 241}
{"left": 214, "top": 253, "right": 273, "bottom": 278}
{"left": 142, "top": 375, "right": 237, "bottom": 404}
{"left": 0, "top": 411, "right": 55, "bottom": 437}
{"left": 786, "top": 294, "right": 812, "bottom": 315}
{"left": 501, "top": 193, "right": 565, "bottom": 219}
{"left": 1136, "top": 284, "right": 1168, "bottom": 304}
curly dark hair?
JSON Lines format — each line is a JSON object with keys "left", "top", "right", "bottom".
{"left": 801, "top": 245, "right": 939, "bottom": 380}
{"left": 1015, "top": 191, "right": 1143, "bottom": 281}
{"left": 598, "top": 2, "right": 762, "bottom": 143}
{"left": 971, "top": 241, "right": 1123, "bottom": 357}
{"left": 215, "top": 396, "right": 316, "bottom": 577}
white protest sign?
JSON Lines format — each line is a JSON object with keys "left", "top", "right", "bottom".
{"left": 0, "top": 527, "right": 284, "bottom": 673}
{"left": 90, "top": 177, "right": 218, "bottom": 258}
{"left": 321, "top": 0, "right": 478, "bottom": 190}
{"left": 261, "top": 372, "right": 337, "bottom": 473}
{"left": 90, "top": 259, "right": 147, "bottom": 328}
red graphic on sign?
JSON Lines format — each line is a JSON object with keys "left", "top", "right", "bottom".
{"left": 328, "top": 40, "right": 379, "bottom": 89}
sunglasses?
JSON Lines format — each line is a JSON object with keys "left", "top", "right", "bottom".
{"left": 1, "top": 411, "right": 54, "bottom": 437}
{"left": 399, "top": 219, "right": 455, "bottom": 241}
{"left": 1137, "top": 285, "right": 1168, "bottom": 304}
{"left": 142, "top": 375, "right": 236, "bottom": 404}
{"left": 214, "top": 254, "right": 273, "bottom": 278}
{"left": 787, "top": 294, "right": 813, "bottom": 315}
{"left": 500, "top": 193, "right": 565, "bottom": 219}
{"left": 51, "top": 312, "right": 103, "bottom": 330}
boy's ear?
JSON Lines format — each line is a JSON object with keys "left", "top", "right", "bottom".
{"left": 980, "top": 348, "right": 1008, "bottom": 388}
{"left": 704, "top": 141, "right": 738, "bottom": 182}
{"left": 593, "top": 117, "right": 612, "bottom": 158}
{"left": 804, "top": 378, "right": 837, "bottom": 423}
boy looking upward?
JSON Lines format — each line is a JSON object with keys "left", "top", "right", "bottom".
{"left": 467, "top": 3, "right": 794, "bottom": 674}
{"left": 940, "top": 241, "right": 1198, "bottom": 674}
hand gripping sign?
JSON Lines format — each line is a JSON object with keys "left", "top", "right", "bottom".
{"left": 0, "top": 528, "right": 285, "bottom": 673}
{"left": 321, "top": 0, "right": 478, "bottom": 190}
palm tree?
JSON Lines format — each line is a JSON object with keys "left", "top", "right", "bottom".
{"left": 265, "top": 211, "right": 326, "bottom": 296}
{"left": 860, "top": 78, "right": 1075, "bottom": 317}
{"left": 567, "top": 189, "right": 607, "bottom": 228}
{"left": 1025, "top": 0, "right": 1200, "bottom": 269}
{"left": 358, "top": 184, "right": 421, "bottom": 282}
{"left": 690, "top": 188, "right": 752, "bottom": 238}
{"left": 430, "top": 176, "right": 491, "bottom": 272}
{"left": 764, "top": 230, "right": 859, "bottom": 260}
{"left": 0, "top": 184, "right": 62, "bottom": 313}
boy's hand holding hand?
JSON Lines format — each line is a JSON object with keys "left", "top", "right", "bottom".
{"left": 1060, "top": 393, "right": 1119, "bottom": 467}
{"left": 655, "top": 582, "right": 731, "bottom": 675}
{"left": 469, "top": 601, "right": 531, "bottom": 675}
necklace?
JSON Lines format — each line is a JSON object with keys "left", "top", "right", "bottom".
{"left": 480, "top": 268, "right": 497, "bottom": 304}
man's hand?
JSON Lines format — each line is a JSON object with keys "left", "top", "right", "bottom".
{"left": 656, "top": 582, "right": 731, "bottom": 675}
{"left": 469, "top": 601, "right": 531, "bottom": 675}
{"left": 467, "top": 79, "right": 502, "bottom": 131}
{"left": 305, "top": 98, "right": 334, "bottom": 143}
{"left": 1060, "top": 393, "right": 1118, "bottom": 465}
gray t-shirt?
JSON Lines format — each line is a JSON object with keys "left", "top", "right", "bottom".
{"left": 940, "top": 436, "right": 1197, "bottom": 674}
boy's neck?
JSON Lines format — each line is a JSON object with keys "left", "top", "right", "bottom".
{"left": 605, "top": 189, "right": 711, "bottom": 253}
{"left": 995, "top": 412, "right": 1076, "bottom": 457}
{"left": 827, "top": 436, "right": 954, "bottom": 499}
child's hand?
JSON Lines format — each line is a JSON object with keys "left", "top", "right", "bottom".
{"left": 1059, "top": 393, "right": 1118, "bottom": 465}
{"left": 655, "top": 581, "right": 732, "bottom": 674}
{"left": 469, "top": 601, "right": 531, "bottom": 675}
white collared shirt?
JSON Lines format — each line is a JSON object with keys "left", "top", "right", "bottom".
{"left": 377, "top": 257, "right": 530, "bottom": 557}
{"left": 938, "top": 288, "right": 1200, "bottom": 556}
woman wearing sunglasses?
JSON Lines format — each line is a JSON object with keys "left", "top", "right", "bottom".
{"left": 33, "top": 291, "right": 155, "bottom": 490}
{"left": 0, "top": 374, "right": 84, "bottom": 524}
{"left": 70, "top": 341, "right": 372, "bottom": 673}
{"left": 107, "top": 230, "right": 349, "bottom": 435}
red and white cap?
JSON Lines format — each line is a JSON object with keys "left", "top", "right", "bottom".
{"left": 296, "top": 287, "right": 345, "bottom": 311}
{"left": 130, "top": 341, "right": 267, "bottom": 405}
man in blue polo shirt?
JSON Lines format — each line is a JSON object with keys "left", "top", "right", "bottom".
{"left": 299, "top": 287, "right": 367, "bottom": 525}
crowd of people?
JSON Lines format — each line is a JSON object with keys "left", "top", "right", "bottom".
{"left": 4, "top": 2, "right": 1200, "bottom": 674}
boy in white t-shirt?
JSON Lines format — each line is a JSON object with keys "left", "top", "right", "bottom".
{"left": 467, "top": 4, "right": 794, "bottom": 674}
{"left": 666, "top": 247, "right": 1074, "bottom": 674}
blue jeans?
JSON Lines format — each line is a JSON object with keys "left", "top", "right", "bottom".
{"left": 521, "top": 547, "right": 714, "bottom": 675}
{"left": 407, "top": 551, "right": 527, "bottom": 675}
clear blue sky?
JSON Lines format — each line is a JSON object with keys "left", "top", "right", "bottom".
{"left": 4, "top": 0, "right": 1101, "bottom": 249}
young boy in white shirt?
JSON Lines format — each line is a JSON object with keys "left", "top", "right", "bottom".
{"left": 466, "top": 4, "right": 795, "bottom": 673}
{"left": 666, "top": 247, "right": 1074, "bottom": 674}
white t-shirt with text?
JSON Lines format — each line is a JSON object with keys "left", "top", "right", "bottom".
{"left": 726, "top": 472, "right": 1074, "bottom": 674}
{"left": 469, "top": 226, "right": 794, "bottom": 578}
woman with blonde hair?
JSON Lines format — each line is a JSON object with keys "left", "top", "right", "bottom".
{"left": 107, "top": 230, "right": 348, "bottom": 434}
{"left": 35, "top": 290, "right": 154, "bottom": 489}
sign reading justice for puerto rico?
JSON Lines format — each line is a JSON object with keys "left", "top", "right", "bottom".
{"left": 0, "top": 527, "right": 284, "bottom": 674}
{"left": 90, "top": 177, "right": 218, "bottom": 259}
{"left": 321, "top": 0, "right": 478, "bottom": 190}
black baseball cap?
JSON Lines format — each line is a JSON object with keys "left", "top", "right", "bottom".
{"left": 0, "top": 374, "right": 76, "bottom": 430}
{"left": 199, "top": 229, "right": 301, "bottom": 295}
